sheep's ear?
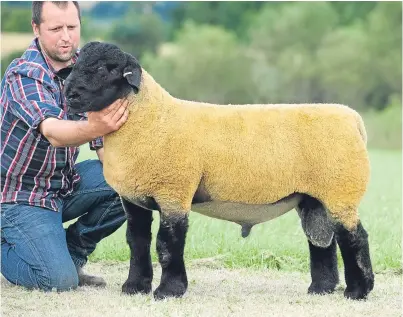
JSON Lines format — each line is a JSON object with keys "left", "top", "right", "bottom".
{"left": 123, "top": 67, "right": 141, "bottom": 93}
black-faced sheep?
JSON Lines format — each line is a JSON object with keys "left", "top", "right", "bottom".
{"left": 64, "top": 41, "right": 374, "bottom": 301}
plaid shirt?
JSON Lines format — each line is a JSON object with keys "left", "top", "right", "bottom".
{"left": 1, "top": 38, "right": 103, "bottom": 211}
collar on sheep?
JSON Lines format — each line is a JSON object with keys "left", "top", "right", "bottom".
{"left": 123, "top": 71, "right": 133, "bottom": 77}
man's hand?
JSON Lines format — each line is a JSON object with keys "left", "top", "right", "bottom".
{"left": 87, "top": 99, "right": 129, "bottom": 137}
{"left": 39, "top": 99, "right": 130, "bottom": 148}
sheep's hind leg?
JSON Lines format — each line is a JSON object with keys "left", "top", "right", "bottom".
{"left": 297, "top": 197, "right": 339, "bottom": 295}
{"left": 335, "top": 221, "right": 374, "bottom": 300}
{"left": 307, "top": 237, "right": 339, "bottom": 294}
{"left": 121, "top": 198, "right": 154, "bottom": 295}
{"left": 154, "top": 211, "right": 189, "bottom": 300}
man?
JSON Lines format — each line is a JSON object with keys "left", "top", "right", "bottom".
{"left": 1, "top": 1, "right": 129, "bottom": 291}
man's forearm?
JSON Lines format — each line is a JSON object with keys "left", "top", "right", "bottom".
{"left": 39, "top": 118, "right": 100, "bottom": 147}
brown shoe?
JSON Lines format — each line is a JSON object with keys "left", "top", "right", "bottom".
{"left": 76, "top": 266, "right": 106, "bottom": 288}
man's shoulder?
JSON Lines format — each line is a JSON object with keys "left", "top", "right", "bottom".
{"left": 3, "top": 40, "right": 54, "bottom": 86}
{"left": 4, "top": 57, "right": 55, "bottom": 88}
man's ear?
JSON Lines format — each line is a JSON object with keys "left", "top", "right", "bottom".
{"left": 32, "top": 21, "right": 39, "bottom": 37}
{"left": 123, "top": 54, "right": 142, "bottom": 93}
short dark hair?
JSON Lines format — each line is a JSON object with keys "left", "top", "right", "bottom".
{"left": 32, "top": 1, "right": 81, "bottom": 25}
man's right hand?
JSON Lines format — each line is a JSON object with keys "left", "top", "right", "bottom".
{"left": 87, "top": 98, "right": 129, "bottom": 137}
{"left": 39, "top": 98, "right": 129, "bottom": 148}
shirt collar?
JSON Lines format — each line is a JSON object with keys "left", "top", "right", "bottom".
{"left": 30, "top": 38, "right": 79, "bottom": 81}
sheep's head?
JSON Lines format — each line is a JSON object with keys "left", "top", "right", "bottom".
{"left": 64, "top": 41, "right": 142, "bottom": 113}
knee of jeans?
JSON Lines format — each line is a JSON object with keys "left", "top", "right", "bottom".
{"left": 38, "top": 263, "right": 79, "bottom": 292}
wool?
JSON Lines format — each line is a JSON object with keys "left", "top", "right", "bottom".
{"left": 64, "top": 42, "right": 374, "bottom": 300}
{"left": 103, "top": 69, "right": 370, "bottom": 231}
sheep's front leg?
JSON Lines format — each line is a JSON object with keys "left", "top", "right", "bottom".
{"left": 121, "top": 198, "right": 154, "bottom": 295}
{"left": 154, "top": 211, "right": 189, "bottom": 300}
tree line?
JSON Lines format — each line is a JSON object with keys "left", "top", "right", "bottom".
{"left": 2, "top": 1, "right": 402, "bottom": 112}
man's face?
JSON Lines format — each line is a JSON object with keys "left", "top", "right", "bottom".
{"left": 32, "top": 2, "right": 80, "bottom": 65}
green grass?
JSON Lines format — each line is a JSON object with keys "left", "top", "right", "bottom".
{"left": 77, "top": 148, "right": 402, "bottom": 273}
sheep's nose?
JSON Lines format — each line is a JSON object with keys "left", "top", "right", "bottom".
{"left": 65, "top": 89, "right": 80, "bottom": 105}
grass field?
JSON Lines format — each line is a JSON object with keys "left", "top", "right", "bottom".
{"left": 76, "top": 147, "right": 402, "bottom": 274}
{"left": 2, "top": 148, "right": 401, "bottom": 317}
{"left": 2, "top": 262, "right": 401, "bottom": 317}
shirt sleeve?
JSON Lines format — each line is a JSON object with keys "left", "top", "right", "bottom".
{"left": 6, "top": 72, "right": 65, "bottom": 133}
{"left": 89, "top": 136, "right": 104, "bottom": 151}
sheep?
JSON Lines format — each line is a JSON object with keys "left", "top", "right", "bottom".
{"left": 64, "top": 41, "right": 374, "bottom": 301}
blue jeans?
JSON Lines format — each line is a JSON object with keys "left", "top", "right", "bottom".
{"left": 1, "top": 160, "right": 126, "bottom": 291}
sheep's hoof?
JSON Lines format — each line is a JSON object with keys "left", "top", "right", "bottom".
{"left": 308, "top": 282, "right": 337, "bottom": 295}
{"left": 122, "top": 278, "right": 152, "bottom": 295}
{"left": 344, "top": 288, "right": 369, "bottom": 300}
{"left": 344, "top": 272, "right": 374, "bottom": 300}
{"left": 153, "top": 280, "right": 187, "bottom": 300}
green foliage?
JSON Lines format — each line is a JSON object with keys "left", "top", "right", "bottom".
{"left": 169, "top": 1, "right": 268, "bottom": 40}
{"left": 318, "top": 2, "right": 401, "bottom": 111}
{"left": 105, "top": 10, "right": 167, "bottom": 59}
{"left": 330, "top": 1, "right": 377, "bottom": 25}
{"left": 1, "top": 5, "right": 32, "bottom": 33}
{"left": 365, "top": 2, "right": 402, "bottom": 109}
{"left": 80, "top": 17, "right": 108, "bottom": 43}
{"left": 247, "top": 2, "right": 339, "bottom": 103}
{"left": 245, "top": 1, "right": 402, "bottom": 111}
{"left": 362, "top": 95, "right": 402, "bottom": 150}
{"left": 142, "top": 22, "right": 256, "bottom": 104}
{"left": 316, "top": 21, "right": 372, "bottom": 109}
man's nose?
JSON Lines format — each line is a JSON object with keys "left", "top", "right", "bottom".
{"left": 61, "top": 26, "right": 71, "bottom": 41}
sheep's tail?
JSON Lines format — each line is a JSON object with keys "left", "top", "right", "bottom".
{"left": 355, "top": 111, "right": 368, "bottom": 145}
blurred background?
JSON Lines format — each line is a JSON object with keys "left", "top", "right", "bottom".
{"left": 1, "top": 1, "right": 402, "bottom": 150}
{"left": 1, "top": 1, "right": 402, "bottom": 275}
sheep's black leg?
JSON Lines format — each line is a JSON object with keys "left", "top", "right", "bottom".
{"left": 121, "top": 198, "right": 154, "bottom": 295}
{"left": 297, "top": 196, "right": 339, "bottom": 295}
{"left": 154, "top": 212, "right": 189, "bottom": 300}
{"left": 335, "top": 222, "right": 374, "bottom": 300}
{"left": 307, "top": 236, "right": 339, "bottom": 294}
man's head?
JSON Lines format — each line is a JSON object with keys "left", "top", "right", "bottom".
{"left": 64, "top": 41, "right": 142, "bottom": 113}
{"left": 32, "top": 1, "right": 81, "bottom": 69}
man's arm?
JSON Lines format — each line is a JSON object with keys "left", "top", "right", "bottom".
{"left": 6, "top": 73, "right": 128, "bottom": 148}
{"left": 39, "top": 99, "right": 129, "bottom": 148}
{"left": 39, "top": 118, "right": 102, "bottom": 147}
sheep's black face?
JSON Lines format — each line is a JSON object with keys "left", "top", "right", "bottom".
{"left": 64, "top": 41, "right": 142, "bottom": 113}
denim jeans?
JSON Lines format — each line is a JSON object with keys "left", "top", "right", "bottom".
{"left": 1, "top": 160, "right": 126, "bottom": 291}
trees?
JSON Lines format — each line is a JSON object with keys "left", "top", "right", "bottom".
{"left": 2, "top": 1, "right": 400, "bottom": 113}
{"left": 104, "top": 3, "right": 167, "bottom": 60}
{"left": 245, "top": 1, "right": 401, "bottom": 111}
{"left": 1, "top": 5, "right": 32, "bottom": 33}
{"left": 142, "top": 22, "right": 256, "bottom": 104}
